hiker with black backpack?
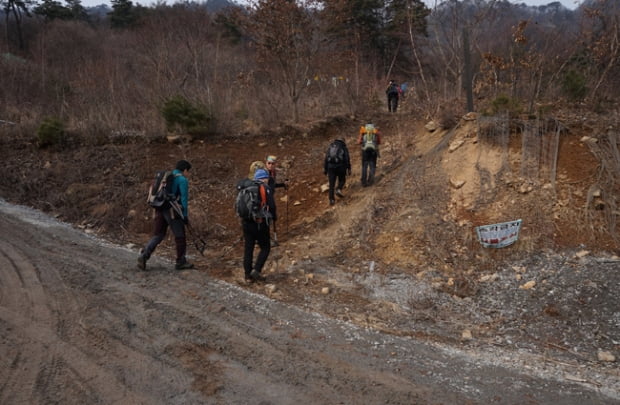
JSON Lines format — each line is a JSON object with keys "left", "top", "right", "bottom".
{"left": 386, "top": 79, "right": 401, "bottom": 113}
{"left": 358, "top": 123, "right": 382, "bottom": 187}
{"left": 235, "top": 168, "right": 276, "bottom": 282}
{"left": 324, "top": 138, "right": 351, "bottom": 206}
{"left": 137, "top": 160, "right": 195, "bottom": 271}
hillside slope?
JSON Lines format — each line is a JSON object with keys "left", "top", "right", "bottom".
{"left": 0, "top": 110, "right": 619, "bottom": 391}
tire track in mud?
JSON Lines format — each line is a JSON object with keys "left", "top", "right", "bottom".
{"left": 1, "top": 200, "right": 618, "bottom": 405}
{"left": 0, "top": 215, "right": 155, "bottom": 404}
{"left": 0, "top": 208, "right": 211, "bottom": 404}
{"left": 0, "top": 235, "right": 55, "bottom": 405}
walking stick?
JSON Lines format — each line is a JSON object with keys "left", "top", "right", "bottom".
{"left": 171, "top": 200, "right": 206, "bottom": 256}
{"left": 186, "top": 223, "right": 207, "bottom": 256}
{"left": 285, "top": 181, "right": 289, "bottom": 236}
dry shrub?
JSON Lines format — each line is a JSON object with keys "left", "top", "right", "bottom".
{"left": 437, "top": 100, "right": 462, "bottom": 129}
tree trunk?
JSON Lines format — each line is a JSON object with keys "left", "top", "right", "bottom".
{"left": 462, "top": 27, "right": 474, "bottom": 112}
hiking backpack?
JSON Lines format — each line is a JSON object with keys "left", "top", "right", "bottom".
{"left": 327, "top": 141, "right": 345, "bottom": 164}
{"left": 235, "top": 178, "right": 270, "bottom": 221}
{"left": 362, "top": 124, "right": 377, "bottom": 151}
{"left": 146, "top": 170, "right": 177, "bottom": 209}
{"left": 387, "top": 83, "right": 399, "bottom": 96}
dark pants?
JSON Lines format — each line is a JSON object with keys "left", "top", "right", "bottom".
{"left": 142, "top": 208, "right": 187, "bottom": 263}
{"left": 361, "top": 150, "right": 377, "bottom": 186}
{"left": 388, "top": 94, "right": 398, "bottom": 112}
{"left": 242, "top": 220, "right": 271, "bottom": 277}
{"left": 327, "top": 166, "right": 347, "bottom": 201}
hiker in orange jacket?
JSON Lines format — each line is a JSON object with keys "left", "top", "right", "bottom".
{"left": 358, "top": 124, "right": 381, "bottom": 187}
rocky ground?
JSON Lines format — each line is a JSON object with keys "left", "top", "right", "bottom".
{"left": 0, "top": 109, "right": 619, "bottom": 404}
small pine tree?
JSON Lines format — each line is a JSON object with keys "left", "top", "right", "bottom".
{"left": 562, "top": 70, "right": 587, "bottom": 101}
{"left": 37, "top": 117, "right": 67, "bottom": 149}
{"left": 161, "top": 96, "right": 212, "bottom": 137}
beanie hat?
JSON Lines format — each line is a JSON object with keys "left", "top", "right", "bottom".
{"left": 254, "top": 168, "right": 270, "bottom": 180}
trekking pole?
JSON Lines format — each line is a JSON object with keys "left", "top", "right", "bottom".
{"left": 273, "top": 219, "right": 278, "bottom": 246}
{"left": 285, "top": 180, "right": 289, "bottom": 236}
{"left": 217, "top": 236, "right": 242, "bottom": 259}
{"left": 186, "top": 223, "right": 207, "bottom": 256}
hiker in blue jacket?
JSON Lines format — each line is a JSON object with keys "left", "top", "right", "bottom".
{"left": 137, "top": 160, "right": 194, "bottom": 271}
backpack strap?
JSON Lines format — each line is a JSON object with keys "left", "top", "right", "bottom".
{"left": 259, "top": 183, "right": 267, "bottom": 208}
{"left": 253, "top": 183, "right": 269, "bottom": 224}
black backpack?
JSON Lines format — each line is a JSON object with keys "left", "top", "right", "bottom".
{"left": 327, "top": 141, "right": 345, "bottom": 164}
{"left": 146, "top": 170, "right": 177, "bottom": 209}
{"left": 235, "top": 178, "right": 271, "bottom": 221}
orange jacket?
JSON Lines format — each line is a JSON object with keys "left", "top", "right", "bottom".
{"left": 357, "top": 126, "right": 381, "bottom": 146}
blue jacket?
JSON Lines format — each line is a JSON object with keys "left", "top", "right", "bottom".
{"left": 171, "top": 169, "right": 189, "bottom": 219}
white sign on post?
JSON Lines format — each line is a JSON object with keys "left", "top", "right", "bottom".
{"left": 476, "top": 219, "right": 522, "bottom": 248}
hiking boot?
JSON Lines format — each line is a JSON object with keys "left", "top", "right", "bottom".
{"left": 175, "top": 260, "right": 195, "bottom": 270}
{"left": 329, "top": 199, "right": 335, "bottom": 205}
{"left": 250, "top": 269, "right": 266, "bottom": 282}
{"left": 336, "top": 189, "right": 344, "bottom": 198}
{"left": 244, "top": 274, "right": 254, "bottom": 283}
{"left": 137, "top": 253, "right": 147, "bottom": 271}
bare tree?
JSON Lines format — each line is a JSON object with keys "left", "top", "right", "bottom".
{"left": 2, "top": 0, "right": 33, "bottom": 50}
{"left": 238, "top": 0, "right": 323, "bottom": 123}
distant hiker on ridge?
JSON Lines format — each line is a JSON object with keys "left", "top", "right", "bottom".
{"left": 386, "top": 79, "right": 401, "bottom": 113}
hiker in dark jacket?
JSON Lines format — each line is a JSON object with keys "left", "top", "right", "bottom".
{"left": 137, "top": 160, "right": 194, "bottom": 271}
{"left": 324, "top": 138, "right": 351, "bottom": 206}
{"left": 386, "top": 79, "right": 400, "bottom": 113}
{"left": 265, "top": 154, "right": 288, "bottom": 246}
{"left": 265, "top": 155, "right": 288, "bottom": 194}
{"left": 242, "top": 168, "right": 277, "bottom": 282}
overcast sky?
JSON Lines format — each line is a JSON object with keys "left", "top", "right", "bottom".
{"left": 424, "top": 0, "right": 582, "bottom": 9}
{"left": 83, "top": 0, "right": 584, "bottom": 11}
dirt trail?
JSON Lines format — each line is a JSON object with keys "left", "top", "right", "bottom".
{"left": 1, "top": 200, "right": 618, "bottom": 404}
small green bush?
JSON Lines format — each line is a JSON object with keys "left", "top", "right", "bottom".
{"left": 36, "top": 117, "right": 66, "bottom": 148}
{"left": 561, "top": 70, "right": 587, "bottom": 101}
{"left": 484, "top": 94, "right": 522, "bottom": 116}
{"left": 161, "top": 96, "right": 212, "bottom": 137}
{"left": 481, "top": 94, "right": 523, "bottom": 117}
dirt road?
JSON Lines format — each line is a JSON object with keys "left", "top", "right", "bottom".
{"left": 0, "top": 199, "right": 617, "bottom": 404}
